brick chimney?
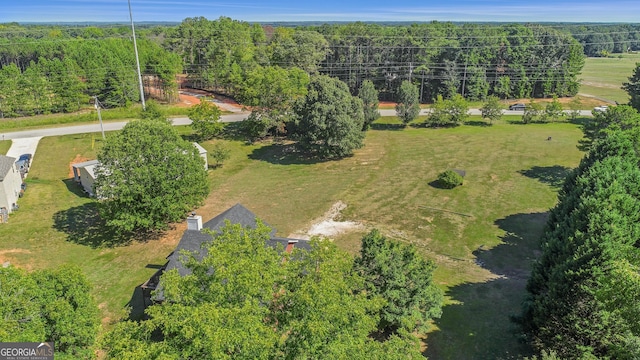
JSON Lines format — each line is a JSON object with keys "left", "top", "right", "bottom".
{"left": 187, "top": 212, "right": 202, "bottom": 231}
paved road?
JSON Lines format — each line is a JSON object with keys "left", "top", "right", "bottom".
{"left": 0, "top": 113, "right": 249, "bottom": 140}
{"left": 0, "top": 109, "right": 594, "bottom": 141}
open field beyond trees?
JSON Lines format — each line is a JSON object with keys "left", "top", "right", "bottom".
{"left": 0, "top": 116, "right": 585, "bottom": 358}
{"left": 580, "top": 53, "right": 640, "bottom": 104}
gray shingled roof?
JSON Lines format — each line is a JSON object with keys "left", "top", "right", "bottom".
{"left": 154, "top": 204, "right": 310, "bottom": 302}
{"left": 0, "top": 155, "right": 17, "bottom": 182}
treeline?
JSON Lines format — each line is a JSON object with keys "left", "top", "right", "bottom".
{"left": 0, "top": 19, "right": 586, "bottom": 118}
{"left": 0, "top": 24, "right": 181, "bottom": 117}
{"left": 312, "top": 22, "right": 584, "bottom": 101}
{"left": 162, "top": 18, "right": 584, "bottom": 103}
{"left": 557, "top": 24, "right": 640, "bottom": 57}
{"left": 519, "top": 106, "right": 640, "bottom": 358}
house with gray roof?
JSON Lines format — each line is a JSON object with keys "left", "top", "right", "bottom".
{"left": 141, "top": 204, "right": 310, "bottom": 306}
{"left": 0, "top": 155, "right": 23, "bottom": 216}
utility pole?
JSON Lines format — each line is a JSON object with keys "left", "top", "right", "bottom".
{"left": 94, "top": 96, "right": 105, "bottom": 140}
{"left": 128, "top": 0, "right": 146, "bottom": 111}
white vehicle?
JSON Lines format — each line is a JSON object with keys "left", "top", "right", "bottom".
{"left": 593, "top": 105, "right": 609, "bottom": 113}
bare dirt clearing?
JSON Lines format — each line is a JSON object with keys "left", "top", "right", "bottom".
{"left": 289, "top": 201, "right": 365, "bottom": 240}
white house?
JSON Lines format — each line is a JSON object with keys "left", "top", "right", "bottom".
{"left": 0, "top": 155, "right": 23, "bottom": 214}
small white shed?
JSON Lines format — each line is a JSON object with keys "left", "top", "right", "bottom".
{"left": 72, "top": 160, "right": 100, "bottom": 197}
{"left": 193, "top": 142, "right": 208, "bottom": 170}
{"left": 0, "top": 155, "right": 23, "bottom": 214}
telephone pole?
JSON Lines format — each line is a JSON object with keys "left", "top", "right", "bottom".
{"left": 94, "top": 96, "right": 105, "bottom": 140}
{"left": 128, "top": 0, "right": 146, "bottom": 111}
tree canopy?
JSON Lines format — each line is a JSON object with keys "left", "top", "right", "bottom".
{"left": 188, "top": 99, "right": 224, "bottom": 140}
{"left": 520, "top": 125, "right": 640, "bottom": 359}
{"left": 292, "top": 75, "right": 365, "bottom": 158}
{"left": 358, "top": 79, "right": 380, "bottom": 130}
{"left": 396, "top": 80, "right": 421, "bottom": 126}
{"left": 355, "top": 229, "right": 443, "bottom": 334}
{"left": 0, "top": 265, "right": 99, "bottom": 358}
{"left": 94, "top": 119, "right": 209, "bottom": 234}
{"left": 102, "top": 223, "right": 424, "bottom": 359}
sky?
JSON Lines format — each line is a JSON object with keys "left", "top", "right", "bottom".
{"left": 2, "top": 0, "right": 640, "bottom": 23}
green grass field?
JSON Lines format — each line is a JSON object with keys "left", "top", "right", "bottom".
{"left": 0, "top": 117, "right": 586, "bottom": 358}
{"left": 580, "top": 53, "right": 640, "bottom": 104}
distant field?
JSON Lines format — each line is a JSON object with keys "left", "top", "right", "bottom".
{"left": 580, "top": 53, "right": 640, "bottom": 104}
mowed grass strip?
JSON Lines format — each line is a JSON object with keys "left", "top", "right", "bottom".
{"left": 0, "top": 117, "right": 585, "bottom": 358}
{"left": 580, "top": 53, "right": 640, "bottom": 103}
{"left": 0, "top": 140, "right": 10, "bottom": 155}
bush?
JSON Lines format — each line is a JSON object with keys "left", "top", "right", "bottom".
{"left": 437, "top": 170, "right": 463, "bottom": 189}
{"left": 210, "top": 143, "right": 231, "bottom": 167}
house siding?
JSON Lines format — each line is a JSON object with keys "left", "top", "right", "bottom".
{"left": 0, "top": 159, "right": 22, "bottom": 214}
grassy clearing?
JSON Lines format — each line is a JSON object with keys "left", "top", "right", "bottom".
{"left": 580, "top": 53, "right": 640, "bottom": 103}
{"left": 0, "top": 117, "right": 585, "bottom": 358}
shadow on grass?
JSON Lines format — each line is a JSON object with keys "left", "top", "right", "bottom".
{"left": 424, "top": 212, "right": 547, "bottom": 359}
{"left": 370, "top": 122, "right": 406, "bottom": 131}
{"left": 428, "top": 180, "right": 447, "bottom": 189}
{"left": 465, "top": 120, "right": 492, "bottom": 127}
{"left": 568, "top": 116, "right": 589, "bottom": 127}
{"left": 518, "top": 165, "right": 571, "bottom": 189}
{"left": 52, "top": 202, "right": 132, "bottom": 248}
{"left": 248, "top": 143, "right": 333, "bottom": 165}
{"left": 62, "top": 178, "right": 90, "bottom": 198}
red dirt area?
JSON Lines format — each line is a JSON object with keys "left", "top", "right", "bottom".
{"left": 69, "top": 154, "right": 91, "bottom": 178}
{"left": 176, "top": 92, "right": 201, "bottom": 108}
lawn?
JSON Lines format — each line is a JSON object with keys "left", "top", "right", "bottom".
{"left": 0, "top": 140, "right": 10, "bottom": 154}
{"left": 580, "top": 53, "right": 640, "bottom": 104}
{"left": 0, "top": 117, "right": 586, "bottom": 358}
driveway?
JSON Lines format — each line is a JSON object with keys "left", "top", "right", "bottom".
{"left": 5, "top": 137, "right": 42, "bottom": 180}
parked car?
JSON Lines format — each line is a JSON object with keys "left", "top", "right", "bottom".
{"left": 15, "top": 159, "right": 28, "bottom": 175}
{"left": 15, "top": 154, "right": 32, "bottom": 175}
{"left": 509, "top": 103, "right": 526, "bottom": 111}
{"left": 593, "top": 105, "right": 609, "bottom": 113}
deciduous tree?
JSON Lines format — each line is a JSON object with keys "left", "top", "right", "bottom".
{"left": 355, "top": 229, "right": 443, "bottom": 334}
{"left": 396, "top": 80, "right": 421, "bottom": 126}
{"left": 480, "top": 95, "right": 504, "bottom": 125}
{"left": 94, "top": 119, "right": 209, "bottom": 233}
{"left": 188, "top": 99, "right": 224, "bottom": 140}
{"left": 292, "top": 75, "right": 365, "bottom": 158}
{"left": 0, "top": 266, "right": 99, "bottom": 358}
{"left": 358, "top": 79, "right": 380, "bottom": 130}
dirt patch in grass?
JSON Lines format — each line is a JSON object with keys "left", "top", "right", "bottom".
{"left": 69, "top": 154, "right": 92, "bottom": 178}
{"left": 289, "top": 201, "right": 365, "bottom": 240}
{"left": 0, "top": 249, "right": 32, "bottom": 268}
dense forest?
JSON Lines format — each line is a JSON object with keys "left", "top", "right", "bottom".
{"left": 1, "top": 19, "right": 588, "bottom": 117}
